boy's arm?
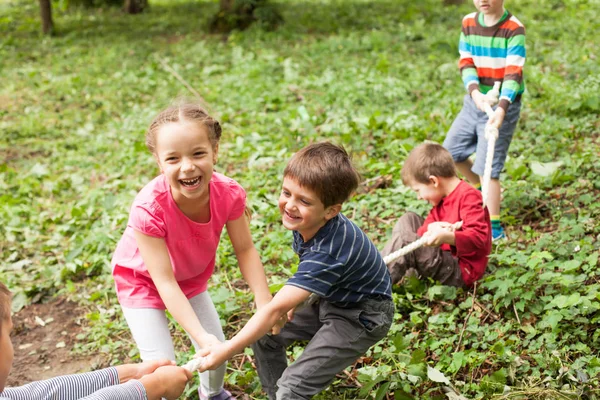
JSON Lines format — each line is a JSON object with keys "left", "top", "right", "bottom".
{"left": 454, "top": 192, "right": 490, "bottom": 254}
{"left": 226, "top": 215, "right": 273, "bottom": 308}
{"left": 1, "top": 368, "right": 147, "bottom": 400}
{"left": 498, "top": 24, "right": 526, "bottom": 112}
{"left": 458, "top": 16, "right": 479, "bottom": 95}
{"left": 199, "top": 285, "right": 311, "bottom": 371}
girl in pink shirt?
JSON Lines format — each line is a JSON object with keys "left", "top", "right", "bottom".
{"left": 111, "top": 103, "right": 273, "bottom": 400}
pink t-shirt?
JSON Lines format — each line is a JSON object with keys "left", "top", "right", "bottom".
{"left": 112, "top": 172, "right": 246, "bottom": 309}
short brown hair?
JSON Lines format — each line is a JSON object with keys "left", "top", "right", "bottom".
{"left": 401, "top": 142, "right": 457, "bottom": 185}
{"left": 146, "top": 102, "right": 222, "bottom": 154}
{"left": 0, "top": 282, "right": 11, "bottom": 332}
{"left": 284, "top": 142, "right": 360, "bottom": 207}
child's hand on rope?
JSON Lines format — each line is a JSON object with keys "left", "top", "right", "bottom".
{"left": 424, "top": 221, "right": 463, "bottom": 246}
{"left": 423, "top": 229, "right": 448, "bottom": 247}
{"left": 115, "top": 359, "right": 175, "bottom": 383}
{"left": 271, "top": 312, "right": 288, "bottom": 335}
{"left": 487, "top": 107, "right": 506, "bottom": 130}
{"left": 197, "top": 341, "right": 233, "bottom": 373}
{"left": 140, "top": 365, "right": 192, "bottom": 400}
{"left": 426, "top": 221, "right": 453, "bottom": 232}
{"left": 471, "top": 90, "right": 493, "bottom": 112}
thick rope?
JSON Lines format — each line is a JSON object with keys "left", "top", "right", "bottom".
{"left": 480, "top": 81, "right": 501, "bottom": 209}
{"left": 383, "top": 221, "right": 463, "bottom": 265}
{"left": 182, "top": 357, "right": 205, "bottom": 372}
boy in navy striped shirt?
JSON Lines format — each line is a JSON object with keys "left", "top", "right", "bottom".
{"left": 199, "top": 142, "right": 394, "bottom": 399}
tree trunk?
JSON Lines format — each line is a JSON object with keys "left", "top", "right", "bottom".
{"left": 219, "top": 0, "right": 234, "bottom": 12}
{"left": 39, "top": 0, "right": 53, "bottom": 35}
{"left": 124, "top": 0, "right": 148, "bottom": 14}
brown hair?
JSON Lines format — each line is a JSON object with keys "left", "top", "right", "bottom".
{"left": 0, "top": 282, "right": 11, "bottom": 332}
{"left": 401, "top": 142, "right": 457, "bottom": 185}
{"left": 284, "top": 142, "right": 360, "bottom": 207}
{"left": 146, "top": 103, "right": 222, "bottom": 153}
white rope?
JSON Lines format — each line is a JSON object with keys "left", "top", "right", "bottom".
{"left": 182, "top": 356, "right": 205, "bottom": 372}
{"left": 480, "top": 81, "right": 501, "bottom": 209}
{"left": 383, "top": 221, "right": 463, "bottom": 265}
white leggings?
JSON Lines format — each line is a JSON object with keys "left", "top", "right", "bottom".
{"left": 121, "top": 291, "right": 226, "bottom": 397}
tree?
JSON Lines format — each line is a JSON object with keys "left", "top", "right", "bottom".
{"left": 209, "top": 0, "right": 283, "bottom": 33}
{"left": 124, "top": 0, "right": 147, "bottom": 14}
{"left": 39, "top": 0, "right": 54, "bottom": 34}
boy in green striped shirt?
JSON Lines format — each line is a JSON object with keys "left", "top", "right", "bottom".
{"left": 443, "top": 0, "right": 525, "bottom": 241}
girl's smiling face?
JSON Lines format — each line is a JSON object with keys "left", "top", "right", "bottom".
{"left": 154, "top": 121, "right": 218, "bottom": 208}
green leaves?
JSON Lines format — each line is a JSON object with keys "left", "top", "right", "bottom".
{"left": 2, "top": 0, "right": 600, "bottom": 399}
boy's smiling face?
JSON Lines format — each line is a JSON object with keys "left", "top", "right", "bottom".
{"left": 0, "top": 316, "right": 14, "bottom": 392}
{"left": 278, "top": 177, "right": 340, "bottom": 242}
{"left": 473, "top": 0, "right": 504, "bottom": 15}
{"left": 408, "top": 178, "right": 445, "bottom": 207}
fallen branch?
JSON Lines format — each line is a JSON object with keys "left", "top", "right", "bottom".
{"left": 455, "top": 282, "right": 477, "bottom": 353}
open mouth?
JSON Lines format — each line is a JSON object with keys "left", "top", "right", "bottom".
{"left": 284, "top": 210, "right": 301, "bottom": 221}
{"left": 179, "top": 176, "right": 201, "bottom": 187}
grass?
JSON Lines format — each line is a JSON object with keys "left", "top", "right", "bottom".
{"left": 1, "top": 0, "right": 599, "bottom": 398}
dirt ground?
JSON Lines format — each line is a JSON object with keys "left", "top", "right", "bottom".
{"left": 6, "top": 297, "right": 101, "bottom": 387}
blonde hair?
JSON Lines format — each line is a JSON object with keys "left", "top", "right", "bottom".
{"left": 401, "top": 142, "right": 457, "bottom": 185}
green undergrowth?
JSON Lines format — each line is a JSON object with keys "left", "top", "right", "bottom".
{"left": 1, "top": 0, "right": 599, "bottom": 398}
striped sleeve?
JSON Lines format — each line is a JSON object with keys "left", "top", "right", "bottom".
{"left": 0, "top": 368, "right": 147, "bottom": 400}
{"left": 80, "top": 380, "right": 147, "bottom": 400}
{"left": 459, "top": 13, "right": 480, "bottom": 93}
{"left": 498, "top": 16, "right": 526, "bottom": 110}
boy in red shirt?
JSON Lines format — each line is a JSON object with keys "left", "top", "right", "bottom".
{"left": 381, "top": 142, "right": 491, "bottom": 287}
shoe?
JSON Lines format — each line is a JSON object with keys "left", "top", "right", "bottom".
{"left": 492, "top": 225, "right": 506, "bottom": 242}
{"left": 199, "top": 389, "right": 236, "bottom": 400}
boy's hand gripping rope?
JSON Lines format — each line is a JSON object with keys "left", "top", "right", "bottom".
{"left": 382, "top": 221, "right": 463, "bottom": 265}
{"left": 481, "top": 81, "right": 502, "bottom": 209}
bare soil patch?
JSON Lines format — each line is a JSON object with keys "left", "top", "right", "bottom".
{"left": 6, "top": 297, "right": 101, "bottom": 387}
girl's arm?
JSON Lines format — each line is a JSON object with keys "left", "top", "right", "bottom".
{"left": 226, "top": 215, "right": 273, "bottom": 308}
{"left": 133, "top": 231, "right": 220, "bottom": 349}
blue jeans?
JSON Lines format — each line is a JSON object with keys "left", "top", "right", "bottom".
{"left": 443, "top": 94, "right": 522, "bottom": 179}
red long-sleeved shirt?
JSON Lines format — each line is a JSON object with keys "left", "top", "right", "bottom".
{"left": 417, "top": 181, "right": 491, "bottom": 286}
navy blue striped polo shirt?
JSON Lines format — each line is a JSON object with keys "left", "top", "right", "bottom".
{"left": 286, "top": 213, "right": 392, "bottom": 304}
